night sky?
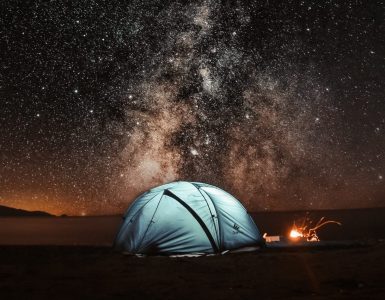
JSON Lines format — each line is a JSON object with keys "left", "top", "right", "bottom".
{"left": 1, "top": 0, "right": 384, "bottom": 215}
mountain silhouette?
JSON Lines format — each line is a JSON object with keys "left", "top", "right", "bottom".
{"left": 0, "top": 205, "right": 54, "bottom": 217}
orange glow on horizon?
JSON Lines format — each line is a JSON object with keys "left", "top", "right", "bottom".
{"left": 0, "top": 193, "right": 126, "bottom": 216}
{"left": 0, "top": 194, "right": 80, "bottom": 216}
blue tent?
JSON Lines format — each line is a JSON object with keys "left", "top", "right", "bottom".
{"left": 114, "top": 181, "right": 262, "bottom": 254}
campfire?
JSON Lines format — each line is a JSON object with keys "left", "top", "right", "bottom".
{"left": 263, "top": 216, "right": 342, "bottom": 245}
{"left": 289, "top": 217, "right": 342, "bottom": 242}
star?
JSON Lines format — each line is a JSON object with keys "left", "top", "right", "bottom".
{"left": 190, "top": 148, "right": 199, "bottom": 156}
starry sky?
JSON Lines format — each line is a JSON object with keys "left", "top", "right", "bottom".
{"left": 1, "top": 0, "right": 384, "bottom": 215}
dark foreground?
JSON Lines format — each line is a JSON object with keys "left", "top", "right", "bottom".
{"left": 0, "top": 242, "right": 384, "bottom": 300}
{"left": 0, "top": 208, "right": 384, "bottom": 299}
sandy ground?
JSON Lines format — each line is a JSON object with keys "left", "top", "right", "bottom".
{"left": 0, "top": 243, "right": 384, "bottom": 299}
{"left": 0, "top": 208, "right": 384, "bottom": 299}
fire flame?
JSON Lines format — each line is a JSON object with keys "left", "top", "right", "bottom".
{"left": 289, "top": 217, "right": 341, "bottom": 242}
{"left": 289, "top": 228, "right": 303, "bottom": 239}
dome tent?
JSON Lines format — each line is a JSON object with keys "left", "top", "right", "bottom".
{"left": 114, "top": 181, "right": 262, "bottom": 254}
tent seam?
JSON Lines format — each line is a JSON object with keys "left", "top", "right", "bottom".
{"left": 135, "top": 192, "right": 163, "bottom": 253}
{"left": 198, "top": 188, "right": 223, "bottom": 251}
{"left": 113, "top": 192, "right": 161, "bottom": 247}
{"left": 163, "top": 189, "right": 219, "bottom": 253}
{"left": 189, "top": 182, "right": 220, "bottom": 249}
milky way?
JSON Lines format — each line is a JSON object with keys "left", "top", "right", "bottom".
{"left": 1, "top": 1, "right": 384, "bottom": 214}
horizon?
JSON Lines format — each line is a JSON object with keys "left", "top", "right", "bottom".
{"left": 2, "top": 201, "right": 385, "bottom": 218}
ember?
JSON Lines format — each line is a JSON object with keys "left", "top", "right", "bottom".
{"left": 289, "top": 217, "right": 341, "bottom": 242}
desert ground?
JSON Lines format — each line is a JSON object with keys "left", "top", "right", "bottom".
{"left": 0, "top": 208, "right": 384, "bottom": 299}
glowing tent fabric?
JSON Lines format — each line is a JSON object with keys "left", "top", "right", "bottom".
{"left": 114, "top": 181, "right": 262, "bottom": 254}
